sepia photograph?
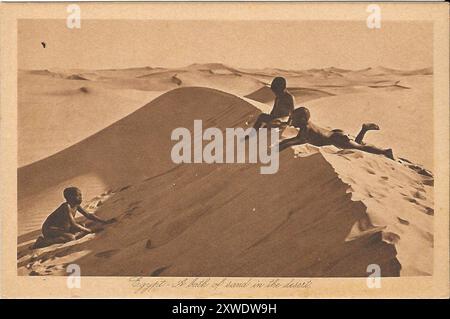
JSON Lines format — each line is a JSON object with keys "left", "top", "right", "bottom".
{"left": 1, "top": 2, "right": 448, "bottom": 298}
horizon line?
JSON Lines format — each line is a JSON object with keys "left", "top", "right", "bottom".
{"left": 19, "top": 63, "right": 434, "bottom": 73}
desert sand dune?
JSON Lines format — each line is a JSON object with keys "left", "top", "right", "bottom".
{"left": 18, "top": 86, "right": 433, "bottom": 277}
{"left": 18, "top": 87, "right": 260, "bottom": 235}
{"left": 166, "top": 70, "right": 264, "bottom": 95}
{"left": 18, "top": 65, "right": 269, "bottom": 166}
{"left": 319, "top": 147, "right": 433, "bottom": 276}
{"left": 18, "top": 151, "right": 401, "bottom": 277}
{"left": 18, "top": 70, "right": 163, "bottom": 166}
{"left": 20, "top": 64, "right": 432, "bottom": 167}
{"left": 305, "top": 78, "right": 433, "bottom": 169}
{"left": 245, "top": 85, "right": 334, "bottom": 104}
{"left": 353, "top": 66, "right": 433, "bottom": 77}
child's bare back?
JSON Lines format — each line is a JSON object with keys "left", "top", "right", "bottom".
{"left": 33, "top": 187, "right": 111, "bottom": 249}
{"left": 300, "top": 122, "right": 342, "bottom": 146}
{"left": 43, "top": 203, "right": 78, "bottom": 233}
{"left": 251, "top": 77, "right": 295, "bottom": 131}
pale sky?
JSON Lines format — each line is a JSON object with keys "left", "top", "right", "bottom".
{"left": 19, "top": 20, "right": 433, "bottom": 70}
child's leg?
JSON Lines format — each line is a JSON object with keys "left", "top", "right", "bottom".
{"left": 47, "top": 233, "right": 77, "bottom": 244}
{"left": 245, "top": 114, "right": 274, "bottom": 141}
{"left": 343, "top": 140, "right": 394, "bottom": 160}
{"left": 69, "top": 223, "right": 92, "bottom": 239}
{"left": 355, "top": 123, "right": 380, "bottom": 144}
{"left": 253, "top": 113, "right": 274, "bottom": 130}
{"left": 43, "top": 227, "right": 76, "bottom": 244}
{"left": 279, "top": 136, "right": 305, "bottom": 151}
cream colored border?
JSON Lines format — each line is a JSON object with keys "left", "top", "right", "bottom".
{"left": 1, "top": 2, "right": 448, "bottom": 298}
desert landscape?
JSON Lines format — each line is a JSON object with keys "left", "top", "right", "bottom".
{"left": 17, "top": 63, "right": 434, "bottom": 277}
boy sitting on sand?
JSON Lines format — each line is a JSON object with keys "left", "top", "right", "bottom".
{"left": 33, "top": 187, "right": 111, "bottom": 249}
{"left": 251, "top": 76, "right": 295, "bottom": 130}
{"left": 279, "top": 107, "right": 394, "bottom": 159}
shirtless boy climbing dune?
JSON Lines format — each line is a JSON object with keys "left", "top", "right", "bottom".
{"left": 33, "top": 187, "right": 113, "bottom": 249}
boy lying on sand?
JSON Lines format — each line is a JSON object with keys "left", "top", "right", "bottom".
{"left": 279, "top": 107, "right": 394, "bottom": 159}
{"left": 251, "top": 76, "right": 295, "bottom": 130}
{"left": 33, "top": 187, "right": 113, "bottom": 249}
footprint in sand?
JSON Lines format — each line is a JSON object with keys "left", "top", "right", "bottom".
{"left": 95, "top": 249, "right": 120, "bottom": 258}
{"left": 102, "top": 189, "right": 113, "bottom": 196}
{"left": 365, "top": 168, "right": 376, "bottom": 175}
{"left": 404, "top": 197, "right": 418, "bottom": 204}
{"left": 412, "top": 190, "right": 426, "bottom": 200}
{"left": 128, "top": 201, "right": 142, "bottom": 208}
{"left": 422, "top": 178, "right": 434, "bottom": 186}
{"left": 397, "top": 217, "right": 410, "bottom": 225}
{"left": 336, "top": 149, "right": 363, "bottom": 158}
{"left": 113, "top": 185, "right": 132, "bottom": 193}
{"left": 423, "top": 206, "right": 434, "bottom": 216}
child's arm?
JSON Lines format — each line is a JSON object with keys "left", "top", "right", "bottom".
{"left": 278, "top": 131, "right": 307, "bottom": 151}
{"left": 67, "top": 208, "right": 92, "bottom": 233}
{"left": 269, "top": 99, "right": 277, "bottom": 117}
{"left": 77, "top": 206, "right": 109, "bottom": 224}
{"left": 287, "top": 95, "right": 295, "bottom": 125}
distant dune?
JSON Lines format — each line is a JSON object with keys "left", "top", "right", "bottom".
{"left": 245, "top": 86, "right": 334, "bottom": 104}
{"left": 18, "top": 70, "right": 162, "bottom": 166}
{"left": 353, "top": 66, "right": 433, "bottom": 77}
{"left": 19, "top": 64, "right": 433, "bottom": 168}
{"left": 18, "top": 86, "right": 433, "bottom": 277}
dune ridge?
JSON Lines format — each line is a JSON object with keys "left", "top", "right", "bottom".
{"left": 19, "top": 64, "right": 432, "bottom": 167}
{"left": 17, "top": 87, "right": 433, "bottom": 277}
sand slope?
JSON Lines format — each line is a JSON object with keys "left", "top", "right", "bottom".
{"left": 18, "top": 70, "right": 162, "bottom": 166}
{"left": 18, "top": 87, "right": 260, "bottom": 235}
{"left": 18, "top": 87, "right": 433, "bottom": 277}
